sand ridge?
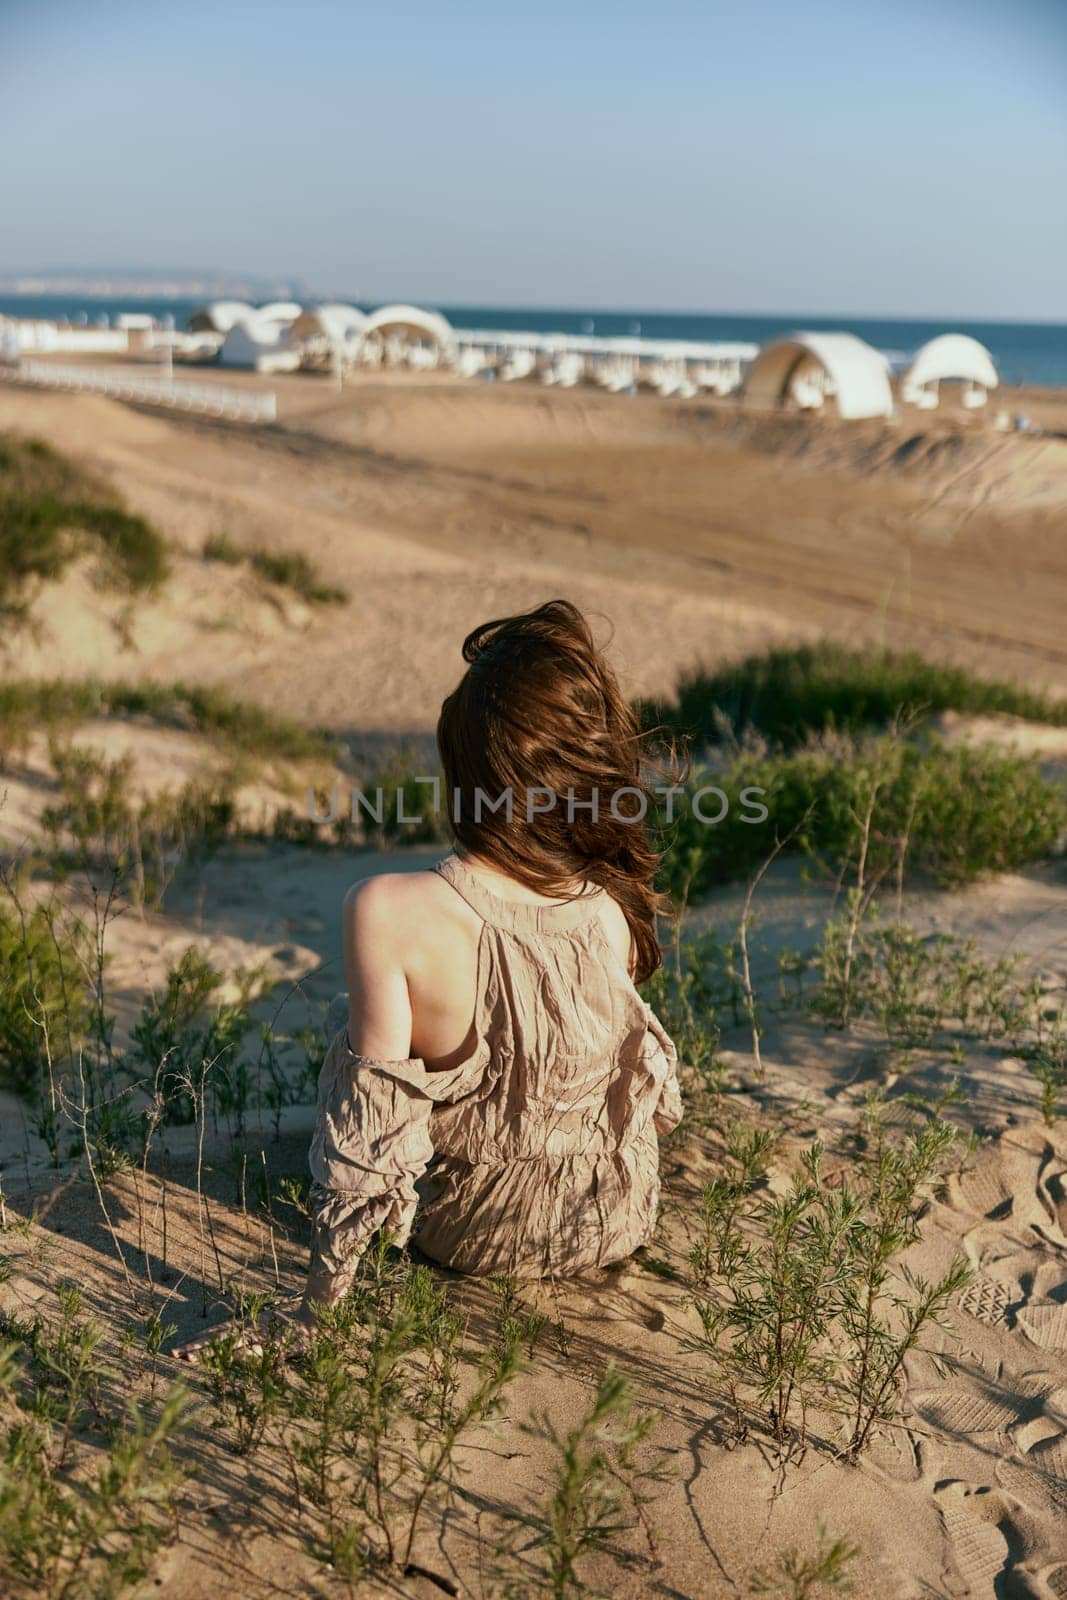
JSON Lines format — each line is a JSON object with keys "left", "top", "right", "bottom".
{"left": 1, "top": 378, "right": 1066, "bottom": 735}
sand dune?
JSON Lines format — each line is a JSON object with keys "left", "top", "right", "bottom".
{"left": 3, "top": 375, "right": 1067, "bottom": 1596}
{"left": 1, "top": 377, "right": 1066, "bottom": 736}
{"left": 3, "top": 843, "right": 1067, "bottom": 1596}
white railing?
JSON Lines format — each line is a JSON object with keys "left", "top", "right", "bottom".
{"left": 0, "top": 360, "right": 277, "bottom": 423}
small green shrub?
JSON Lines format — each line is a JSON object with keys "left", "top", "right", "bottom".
{"left": 502, "top": 1367, "right": 669, "bottom": 1598}
{"left": 0, "top": 1289, "right": 186, "bottom": 1600}
{"left": 0, "top": 894, "right": 91, "bottom": 1098}
{"left": 688, "top": 1131, "right": 970, "bottom": 1455}
{"left": 242, "top": 1239, "right": 524, "bottom": 1586}
{"left": 0, "top": 433, "right": 168, "bottom": 611}
{"left": 202, "top": 531, "right": 347, "bottom": 605}
{"left": 0, "top": 677, "right": 332, "bottom": 768}
{"left": 658, "top": 736, "right": 1066, "bottom": 900}
{"left": 127, "top": 947, "right": 265, "bottom": 1128}
{"left": 106, "top": 681, "right": 332, "bottom": 762}
{"left": 810, "top": 917, "right": 1067, "bottom": 1120}
{"left": 0, "top": 497, "right": 71, "bottom": 602}
{"left": 0, "top": 682, "right": 99, "bottom": 763}
{"left": 365, "top": 755, "right": 447, "bottom": 845}
{"left": 642, "top": 642, "right": 1067, "bottom": 752}
{"left": 249, "top": 548, "right": 347, "bottom": 606}
{"left": 751, "top": 1522, "right": 859, "bottom": 1597}
{"left": 66, "top": 501, "right": 167, "bottom": 590}
{"left": 198, "top": 1294, "right": 289, "bottom": 1457}
{"left": 490, "top": 1276, "right": 547, "bottom": 1360}
{"left": 201, "top": 533, "right": 242, "bottom": 564}
{"left": 688, "top": 1122, "right": 776, "bottom": 1284}
{"left": 42, "top": 742, "right": 236, "bottom": 908}
{"left": 641, "top": 929, "right": 727, "bottom": 1104}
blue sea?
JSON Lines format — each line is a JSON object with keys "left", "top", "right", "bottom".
{"left": 2, "top": 295, "right": 1066, "bottom": 388}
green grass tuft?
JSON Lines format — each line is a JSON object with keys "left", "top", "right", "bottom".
{"left": 203, "top": 534, "right": 348, "bottom": 606}
{"left": 642, "top": 643, "right": 1067, "bottom": 752}
{"left": 0, "top": 433, "right": 168, "bottom": 610}
{"left": 249, "top": 549, "right": 348, "bottom": 606}
{"left": 0, "top": 678, "right": 333, "bottom": 766}
{"left": 201, "top": 532, "right": 243, "bottom": 565}
{"left": 657, "top": 735, "right": 1067, "bottom": 901}
{"left": 0, "top": 897, "right": 92, "bottom": 1098}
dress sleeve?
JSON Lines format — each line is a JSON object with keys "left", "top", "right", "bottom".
{"left": 307, "top": 1019, "right": 437, "bottom": 1301}
{"left": 644, "top": 1004, "right": 683, "bottom": 1136}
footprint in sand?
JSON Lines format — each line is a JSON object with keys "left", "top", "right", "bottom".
{"left": 996, "top": 1456, "right": 1067, "bottom": 1520}
{"left": 935, "top": 1480, "right": 1052, "bottom": 1599}
{"left": 585, "top": 1264, "right": 669, "bottom": 1332}
{"left": 996, "top": 1423, "right": 1067, "bottom": 1524}
{"left": 958, "top": 1275, "right": 1012, "bottom": 1327}
{"left": 862, "top": 1424, "right": 931, "bottom": 1484}
{"left": 949, "top": 1161, "right": 1015, "bottom": 1220}
{"left": 950, "top": 1136, "right": 1067, "bottom": 1255}
{"left": 1018, "top": 1302, "right": 1067, "bottom": 1354}
{"left": 913, "top": 1388, "right": 1023, "bottom": 1436}
{"left": 1025, "top": 1433, "right": 1067, "bottom": 1489}
{"left": 937, "top": 1493, "right": 1011, "bottom": 1596}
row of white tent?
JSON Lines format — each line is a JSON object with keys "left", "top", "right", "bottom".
{"left": 190, "top": 300, "right": 456, "bottom": 375}
{"left": 195, "top": 299, "right": 763, "bottom": 400}
{"left": 0, "top": 294, "right": 975, "bottom": 419}
{"left": 191, "top": 299, "right": 1001, "bottom": 417}
{"left": 451, "top": 328, "right": 999, "bottom": 412}
{"left": 745, "top": 331, "right": 1000, "bottom": 419}
{"left": 458, "top": 328, "right": 998, "bottom": 413}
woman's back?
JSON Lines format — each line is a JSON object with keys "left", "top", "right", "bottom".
{"left": 429, "top": 852, "right": 650, "bottom": 1152}
{"left": 313, "top": 852, "right": 681, "bottom": 1281}
{"left": 342, "top": 852, "right": 633, "bottom": 1069}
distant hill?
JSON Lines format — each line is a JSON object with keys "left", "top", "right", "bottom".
{"left": 0, "top": 268, "right": 314, "bottom": 300}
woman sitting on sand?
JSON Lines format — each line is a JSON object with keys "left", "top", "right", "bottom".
{"left": 178, "top": 599, "right": 679, "bottom": 1353}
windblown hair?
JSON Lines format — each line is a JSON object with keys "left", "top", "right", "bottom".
{"left": 436, "top": 599, "right": 670, "bottom": 983}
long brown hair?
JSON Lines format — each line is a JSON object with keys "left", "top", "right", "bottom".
{"left": 436, "top": 599, "right": 669, "bottom": 982}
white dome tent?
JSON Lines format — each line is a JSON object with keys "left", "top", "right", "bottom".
{"left": 290, "top": 304, "right": 367, "bottom": 344}
{"left": 744, "top": 332, "right": 894, "bottom": 420}
{"left": 360, "top": 304, "right": 456, "bottom": 369}
{"left": 290, "top": 304, "right": 368, "bottom": 370}
{"left": 218, "top": 318, "right": 300, "bottom": 373}
{"left": 255, "top": 301, "right": 303, "bottom": 325}
{"left": 188, "top": 301, "right": 256, "bottom": 334}
{"left": 900, "top": 333, "right": 999, "bottom": 410}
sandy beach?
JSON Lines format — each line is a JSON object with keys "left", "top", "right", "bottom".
{"left": 2, "top": 373, "right": 1066, "bottom": 729}
{"left": 2, "top": 372, "right": 1067, "bottom": 1598}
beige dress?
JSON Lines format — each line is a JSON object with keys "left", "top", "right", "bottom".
{"left": 308, "top": 853, "right": 681, "bottom": 1289}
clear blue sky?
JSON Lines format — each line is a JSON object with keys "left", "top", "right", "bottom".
{"left": 1, "top": 0, "right": 1064, "bottom": 319}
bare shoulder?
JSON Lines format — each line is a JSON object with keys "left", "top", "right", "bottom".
{"left": 343, "top": 868, "right": 475, "bottom": 943}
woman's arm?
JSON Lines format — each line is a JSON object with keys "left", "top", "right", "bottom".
{"left": 174, "top": 876, "right": 424, "bottom": 1358}
{"left": 303, "top": 875, "right": 424, "bottom": 1312}
{"left": 341, "top": 875, "right": 415, "bottom": 1059}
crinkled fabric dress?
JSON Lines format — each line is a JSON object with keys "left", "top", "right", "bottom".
{"left": 308, "top": 853, "right": 681, "bottom": 1290}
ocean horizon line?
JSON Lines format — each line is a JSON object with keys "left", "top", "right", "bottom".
{"left": 0, "top": 282, "right": 1064, "bottom": 330}
{"left": 3, "top": 293, "right": 1066, "bottom": 387}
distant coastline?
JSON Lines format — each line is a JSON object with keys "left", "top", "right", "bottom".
{"left": 3, "top": 292, "right": 1066, "bottom": 387}
{"left": 0, "top": 273, "right": 303, "bottom": 301}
